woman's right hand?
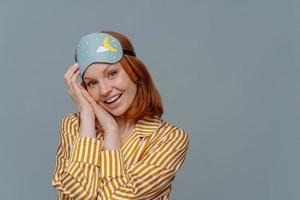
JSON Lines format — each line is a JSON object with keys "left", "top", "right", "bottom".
{"left": 64, "top": 63, "right": 94, "bottom": 117}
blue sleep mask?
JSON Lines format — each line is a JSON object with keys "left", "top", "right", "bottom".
{"left": 75, "top": 32, "right": 136, "bottom": 78}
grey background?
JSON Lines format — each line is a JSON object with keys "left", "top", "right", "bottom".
{"left": 0, "top": 0, "right": 298, "bottom": 199}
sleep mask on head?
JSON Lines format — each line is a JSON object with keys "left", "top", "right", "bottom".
{"left": 75, "top": 32, "right": 136, "bottom": 79}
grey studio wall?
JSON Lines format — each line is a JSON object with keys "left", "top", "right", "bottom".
{"left": 0, "top": 0, "right": 298, "bottom": 200}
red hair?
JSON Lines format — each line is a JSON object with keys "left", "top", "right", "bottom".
{"left": 78, "top": 31, "right": 164, "bottom": 120}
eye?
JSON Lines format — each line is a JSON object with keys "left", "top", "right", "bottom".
{"left": 107, "top": 70, "right": 117, "bottom": 79}
{"left": 87, "top": 81, "right": 97, "bottom": 87}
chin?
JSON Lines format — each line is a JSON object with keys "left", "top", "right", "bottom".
{"left": 106, "top": 106, "right": 128, "bottom": 117}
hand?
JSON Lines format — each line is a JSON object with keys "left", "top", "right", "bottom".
{"left": 80, "top": 89, "right": 118, "bottom": 132}
{"left": 63, "top": 63, "right": 94, "bottom": 117}
{"left": 81, "top": 89, "right": 122, "bottom": 149}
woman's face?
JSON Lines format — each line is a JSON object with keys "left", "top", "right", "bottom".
{"left": 82, "top": 62, "right": 137, "bottom": 117}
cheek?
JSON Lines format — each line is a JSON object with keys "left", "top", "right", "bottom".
{"left": 87, "top": 89, "right": 98, "bottom": 100}
{"left": 115, "top": 76, "right": 131, "bottom": 90}
{"left": 125, "top": 82, "right": 137, "bottom": 100}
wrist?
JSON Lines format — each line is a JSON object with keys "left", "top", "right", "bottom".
{"left": 79, "top": 113, "right": 96, "bottom": 138}
{"left": 80, "top": 111, "right": 95, "bottom": 120}
{"left": 101, "top": 120, "right": 118, "bottom": 132}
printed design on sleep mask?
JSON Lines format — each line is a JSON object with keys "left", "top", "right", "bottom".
{"left": 97, "top": 36, "right": 118, "bottom": 53}
{"left": 76, "top": 32, "right": 136, "bottom": 80}
{"left": 76, "top": 32, "right": 123, "bottom": 76}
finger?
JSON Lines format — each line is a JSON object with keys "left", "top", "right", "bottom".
{"left": 80, "top": 81, "right": 87, "bottom": 90}
{"left": 78, "top": 83, "right": 87, "bottom": 95}
{"left": 64, "top": 63, "right": 79, "bottom": 82}
{"left": 81, "top": 90, "right": 99, "bottom": 108}
{"left": 71, "top": 69, "right": 80, "bottom": 83}
{"left": 78, "top": 83, "right": 91, "bottom": 98}
{"left": 70, "top": 69, "right": 81, "bottom": 92}
{"left": 81, "top": 89, "right": 94, "bottom": 103}
{"left": 64, "top": 63, "right": 79, "bottom": 90}
{"left": 64, "top": 63, "right": 79, "bottom": 87}
{"left": 78, "top": 83, "right": 85, "bottom": 90}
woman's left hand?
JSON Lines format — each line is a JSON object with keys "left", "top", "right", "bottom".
{"left": 80, "top": 85, "right": 122, "bottom": 149}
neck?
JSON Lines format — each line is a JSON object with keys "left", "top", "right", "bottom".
{"left": 115, "top": 115, "right": 137, "bottom": 136}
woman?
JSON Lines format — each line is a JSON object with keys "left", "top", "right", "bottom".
{"left": 52, "top": 31, "right": 190, "bottom": 200}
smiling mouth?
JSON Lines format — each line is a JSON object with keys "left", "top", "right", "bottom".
{"left": 104, "top": 93, "right": 123, "bottom": 104}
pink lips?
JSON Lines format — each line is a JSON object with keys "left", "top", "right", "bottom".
{"left": 103, "top": 93, "right": 123, "bottom": 110}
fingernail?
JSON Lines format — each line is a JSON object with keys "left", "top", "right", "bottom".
{"left": 74, "top": 63, "right": 79, "bottom": 67}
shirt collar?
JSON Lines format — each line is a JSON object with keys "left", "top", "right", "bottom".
{"left": 76, "top": 112, "right": 161, "bottom": 138}
{"left": 134, "top": 114, "right": 162, "bottom": 137}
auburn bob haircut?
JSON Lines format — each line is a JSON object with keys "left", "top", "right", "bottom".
{"left": 76, "top": 31, "right": 163, "bottom": 120}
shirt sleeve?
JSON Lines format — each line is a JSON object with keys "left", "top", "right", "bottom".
{"left": 98, "top": 128, "right": 190, "bottom": 200}
{"left": 52, "top": 114, "right": 103, "bottom": 200}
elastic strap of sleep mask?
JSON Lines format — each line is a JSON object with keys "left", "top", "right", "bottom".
{"left": 123, "top": 49, "right": 136, "bottom": 57}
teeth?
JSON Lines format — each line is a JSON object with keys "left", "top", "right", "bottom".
{"left": 105, "top": 94, "right": 121, "bottom": 103}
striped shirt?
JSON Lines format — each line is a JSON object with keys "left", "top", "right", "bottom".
{"left": 52, "top": 113, "right": 190, "bottom": 200}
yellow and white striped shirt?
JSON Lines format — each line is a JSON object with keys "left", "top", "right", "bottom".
{"left": 52, "top": 113, "right": 190, "bottom": 200}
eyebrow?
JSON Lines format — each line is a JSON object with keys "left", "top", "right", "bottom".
{"left": 83, "top": 64, "right": 113, "bottom": 80}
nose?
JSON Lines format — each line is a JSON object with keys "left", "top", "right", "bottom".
{"left": 99, "top": 81, "right": 112, "bottom": 97}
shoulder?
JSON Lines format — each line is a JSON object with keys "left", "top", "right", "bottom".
{"left": 155, "top": 118, "right": 190, "bottom": 147}
{"left": 59, "top": 112, "right": 80, "bottom": 137}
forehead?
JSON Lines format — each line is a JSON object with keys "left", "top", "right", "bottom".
{"left": 83, "top": 62, "right": 121, "bottom": 78}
